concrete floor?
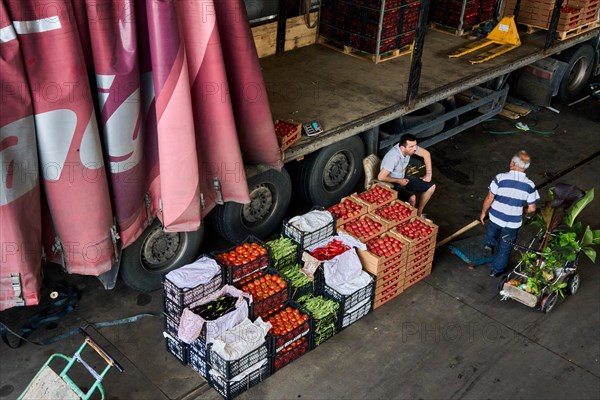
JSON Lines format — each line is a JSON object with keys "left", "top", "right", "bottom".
{"left": 0, "top": 96, "right": 598, "bottom": 399}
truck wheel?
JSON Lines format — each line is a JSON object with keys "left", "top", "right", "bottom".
{"left": 211, "top": 167, "right": 292, "bottom": 242}
{"left": 380, "top": 103, "right": 445, "bottom": 139}
{"left": 566, "top": 274, "right": 580, "bottom": 295}
{"left": 297, "top": 136, "right": 364, "bottom": 207}
{"left": 120, "top": 219, "right": 204, "bottom": 292}
{"left": 541, "top": 292, "right": 558, "bottom": 313}
{"left": 557, "top": 44, "right": 595, "bottom": 103}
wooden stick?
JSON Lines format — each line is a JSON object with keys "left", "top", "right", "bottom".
{"left": 436, "top": 219, "right": 481, "bottom": 248}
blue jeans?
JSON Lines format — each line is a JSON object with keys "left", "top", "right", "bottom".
{"left": 484, "top": 221, "right": 519, "bottom": 274}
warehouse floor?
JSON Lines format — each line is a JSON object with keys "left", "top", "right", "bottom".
{"left": 1, "top": 95, "right": 599, "bottom": 399}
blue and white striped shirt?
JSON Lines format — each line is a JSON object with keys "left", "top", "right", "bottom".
{"left": 489, "top": 171, "right": 539, "bottom": 229}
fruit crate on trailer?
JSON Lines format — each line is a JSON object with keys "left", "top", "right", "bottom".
{"left": 283, "top": 208, "right": 336, "bottom": 250}
{"left": 429, "top": 0, "right": 497, "bottom": 35}
{"left": 212, "top": 236, "right": 271, "bottom": 284}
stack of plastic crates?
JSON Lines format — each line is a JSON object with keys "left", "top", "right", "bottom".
{"left": 323, "top": 272, "right": 376, "bottom": 330}
{"left": 430, "top": 0, "right": 496, "bottom": 33}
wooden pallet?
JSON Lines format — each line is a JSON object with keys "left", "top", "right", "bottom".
{"left": 520, "top": 21, "right": 600, "bottom": 40}
{"left": 318, "top": 36, "right": 412, "bottom": 63}
{"left": 429, "top": 20, "right": 492, "bottom": 37}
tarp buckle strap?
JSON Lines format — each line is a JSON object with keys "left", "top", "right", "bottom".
{"left": 110, "top": 225, "right": 121, "bottom": 264}
{"left": 145, "top": 192, "right": 153, "bottom": 224}
{"left": 200, "top": 192, "right": 206, "bottom": 211}
{"left": 10, "top": 273, "right": 25, "bottom": 307}
{"left": 52, "top": 237, "right": 68, "bottom": 273}
{"left": 213, "top": 177, "right": 224, "bottom": 205}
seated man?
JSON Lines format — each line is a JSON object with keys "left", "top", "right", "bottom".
{"left": 377, "top": 133, "right": 436, "bottom": 216}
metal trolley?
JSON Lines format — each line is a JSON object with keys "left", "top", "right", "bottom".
{"left": 19, "top": 328, "right": 123, "bottom": 400}
{"left": 497, "top": 233, "right": 581, "bottom": 313}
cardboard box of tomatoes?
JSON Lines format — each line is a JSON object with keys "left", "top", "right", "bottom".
{"left": 392, "top": 216, "right": 439, "bottom": 252}
{"left": 213, "top": 236, "right": 271, "bottom": 284}
{"left": 338, "top": 213, "right": 390, "bottom": 244}
{"left": 357, "top": 230, "right": 411, "bottom": 274}
{"left": 372, "top": 199, "right": 417, "bottom": 228}
{"left": 327, "top": 196, "right": 369, "bottom": 227}
{"left": 352, "top": 183, "right": 398, "bottom": 212}
{"left": 274, "top": 119, "right": 302, "bottom": 151}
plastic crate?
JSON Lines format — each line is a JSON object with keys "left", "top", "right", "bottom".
{"left": 266, "top": 236, "right": 300, "bottom": 271}
{"left": 313, "top": 324, "right": 337, "bottom": 347}
{"left": 324, "top": 271, "right": 376, "bottom": 316}
{"left": 164, "top": 332, "right": 188, "bottom": 365}
{"left": 189, "top": 347, "right": 209, "bottom": 378}
{"left": 272, "top": 335, "right": 311, "bottom": 373}
{"left": 162, "top": 271, "right": 222, "bottom": 317}
{"left": 209, "top": 360, "right": 270, "bottom": 400}
{"left": 283, "top": 209, "right": 336, "bottom": 250}
{"left": 207, "top": 341, "right": 270, "bottom": 380}
{"left": 265, "top": 300, "right": 313, "bottom": 353}
{"left": 281, "top": 265, "right": 324, "bottom": 301}
{"left": 213, "top": 236, "right": 271, "bottom": 284}
{"left": 237, "top": 268, "right": 291, "bottom": 320}
{"left": 338, "top": 298, "right": 373, "bottom": 329}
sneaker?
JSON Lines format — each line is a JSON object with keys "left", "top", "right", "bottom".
{"left": 483, "top": 245, "right": 494, "bottom": 257}
{"left": 489, "top": 270, "right": 502, "bottom": 278}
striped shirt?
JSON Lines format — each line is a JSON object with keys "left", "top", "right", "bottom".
{"left": 489, "top": 171, "right": 539, "bottom": 229}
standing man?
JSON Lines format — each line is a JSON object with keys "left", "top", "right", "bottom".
{"left": 378, "top": 133, "right": 436, "bottom": 217}
{"left": 480, "top": 150, "right": 540, "bottom": 277}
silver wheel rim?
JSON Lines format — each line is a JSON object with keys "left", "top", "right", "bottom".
{"left": 543, "top": 293, "right": 557, "bottom": 312}
{"left": 567, "top": 57, "right": 589, "bottom": 92}
{"left": 140, "top": 226, "right": 181, "bottom": 271}
{"left": 242, "top": 183, "right": 274, "bottom": 225}
{"left": 323, "top": 151, "right": 353, "bottom": 192}
{"left": 570, "top": 275, "right": 580, "bottom": 294}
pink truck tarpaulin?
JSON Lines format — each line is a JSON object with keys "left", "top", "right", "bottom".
{"left": 0, "top": 0, "right": 281, "bottom": 311}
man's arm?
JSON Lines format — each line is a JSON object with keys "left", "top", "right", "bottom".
{"left": 415, "top": 146, "right": 433, "bottom": 182}
{"left": 378, "top": 169, "right": 409, "bottom": 187}
{"left": 480, "top": 191, "right": 495, "bottom": 225}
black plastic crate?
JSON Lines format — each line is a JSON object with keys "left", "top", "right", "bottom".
{"left": 164, "top": 332, "right": 188, "bottom": 365}
{"left": 338, "top": 298, "right": 373, "bottom": 330}
{"left": 281, "top": 264, "right": 324, "bottom": 301}
{"left": 272, "top": 335, "right": 311, "bottom": 373}
{"left": 323, "top": 271, "right": 376, "bottom": 315}
{"left": 266, "top": 236, "right": 300, "bottom": 271}
{"left": 313, "top": 325, "right": 337, "bottom": 347}
{"left": 189, "top": 347, "right": 209, "bottom": 378}
{"left": 264, "top": 300, "right": 313, "bottom": 353}
{"left": 237, "top": 268, "right": 291, "bottom": 320}
{"left": 207, "top": 341, "right": 270, "bottom": 380}
{"left": 162, "top": 269, "right": 222, "bottom": 316}
{"left": 283, "top": 209, "right": 336, "bottom": 250}
{"left": 209, "top": 361, "right": 270, "bottom": 400}
{"left": 213, "top": 236, "right": 271, "bottom": 284}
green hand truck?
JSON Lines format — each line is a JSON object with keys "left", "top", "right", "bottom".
{"left": 19, "top": 328, "right": 123, "bottom": 400}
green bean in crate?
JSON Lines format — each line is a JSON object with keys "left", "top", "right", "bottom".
{"left": 297, "top": 294, "right": 339, "bottom": 346}
{"left": 280, "top": 263, "right": 322, "bottom": 300}
{"left": 267, "top": 236, "right": 299, "bottom": 270}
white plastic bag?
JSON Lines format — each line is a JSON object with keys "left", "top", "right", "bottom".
{"left": 288, "top": 210, "right": 333, "bottom": 232}
{"left": 165, "top": 256, "right": 220, "bottom": 289}
{"left": 210, "top": 318, "right": 271, "bottom": 361}
{"left": 324, "top": 248, "right": 373, "bottom": 295}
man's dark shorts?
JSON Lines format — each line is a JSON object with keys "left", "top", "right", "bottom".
{"left": 392, "top": 176, "right": 434, "bottom": 202}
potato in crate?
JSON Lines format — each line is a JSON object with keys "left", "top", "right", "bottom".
{"left": 213, "top": 236, "right": 270, "bottom": 284}
{"left": 162, "top": 256, "right": 222, "bottom": 317}
{"left": 283, "top": 208, "right": 336, "bottom": 249}
{"left": 236, "top": 268, "right": 290, "bottom": 320}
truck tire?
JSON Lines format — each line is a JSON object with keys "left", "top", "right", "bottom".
{"left": 557, "top": 44, "right": 595, "bottom": 103}
{"left": 297, "top": 136, "right": 364, "bottom": 207}
{"left": 211, "top": 167, "right": 292, "bottom": 243}
{"left": 120, "top": 219, "right": 204, "bottom": 292}
{"left": 380, "top": 102, "right": 446, "bottom": 139}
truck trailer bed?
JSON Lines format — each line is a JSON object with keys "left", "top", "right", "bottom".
{"left": 259, "top": 27, "right": 599, "bottom": 160}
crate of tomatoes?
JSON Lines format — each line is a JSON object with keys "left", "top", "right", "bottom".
{"left": 372, "top": 199, "right": 417, "bottom": 228}
{"left": 213, "top": 236, "right": 271, "bottom": 284}
{"left": 236, "top": 268, "right": 290, "bottom": 320}
{"left": 338, "top": 213, "right": 389, "bottom": 244}
{"left": 274, "top": 119, "right": 302, "bottom": 151}
{"left": 352, "top": 183, "right": 397, "bottom": 212}
{"left": 327, "top": 196, "right": 369, "bottom": 227}
{"left": 392, "top": 216, "right": 438, "bottom": 251}
{"left": 264, "top": 301, "right": 313, "bottom": 353}
{"left": 357, "top": 231, "right": 410, "bottom": 274}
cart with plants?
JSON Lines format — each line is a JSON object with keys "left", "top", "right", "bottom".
{"left": 498, "top": 184, "right": 600, "bottom": 313}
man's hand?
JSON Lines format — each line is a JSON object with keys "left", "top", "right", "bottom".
{"left": 421, "top": 173, "right": 432, "bottom": 183}
{"left": 479, "top": 212, "right": 486, "bottom": 225}
{"left": 398, "top": 178, "right": 409, "bottom": 186}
